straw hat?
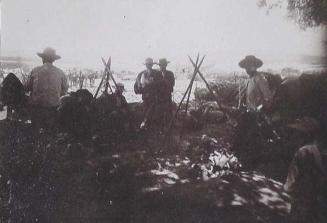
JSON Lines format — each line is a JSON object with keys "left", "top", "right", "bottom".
{"left": 37, "top": 47, "right": 61, "bottom": 61}
{"left": 239, "top": 55, "right": 263, "bottom": 69}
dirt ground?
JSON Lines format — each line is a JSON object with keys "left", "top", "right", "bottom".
{"left": 0, "top": 109, "right": 297, "bottom": 223}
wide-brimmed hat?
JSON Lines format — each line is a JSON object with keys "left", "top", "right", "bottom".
{"left": 239, "top": 55, "right": 263, "bottom": 69}
{"left": 287, "top": 117, "right": 320, "bottom": 134}
{"left": 158, "top": 58, "right": 170, "bottom": 66}
{"left": 37, "top": 47, "right": 61, "bottom": 61}
{"left": 144, "top": 58, "right": 154, "bottom": 65}
{"left": 114, "top": 82, "right": 126, "bottom": 91}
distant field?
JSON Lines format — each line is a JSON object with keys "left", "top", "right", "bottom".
{"left": 71, "top": 77, "right": 208, "bottom": 103}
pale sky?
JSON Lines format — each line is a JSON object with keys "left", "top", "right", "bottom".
{"left": 1, "top": 0, "right": 325, "bottom": 71}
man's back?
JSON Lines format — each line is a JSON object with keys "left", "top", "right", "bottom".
{"left": 161, "top": 70, "right": 175, "bottom": 93}
{"left": 27, "top": 63, "right": 68, "bottom": 107}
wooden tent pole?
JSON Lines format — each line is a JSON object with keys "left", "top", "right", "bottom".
{"left": 189, "top": 57, "right": 227, "bottom": 118}
{"left": 101, "top": 57, "right": 118, "bottom": 89}
{"left": 184, "top": 53, "right": 200, "bottom": 115}
{"left": 165, "top": 55, "right": 205, "bottom": 136}
{"left": 94, "top": 57, "right": 111, "bottom": 98}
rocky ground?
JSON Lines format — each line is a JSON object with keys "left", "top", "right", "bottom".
{"left": 0, "top": 111, "right": 296, "bottom": 223}
{"left": 0, "top": 72, "right": 300, "bottom": 222}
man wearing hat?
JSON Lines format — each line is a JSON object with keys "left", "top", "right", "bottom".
{"left": 109, "top": 82, "right": 132, "bottom": 136}
{"left": 113, "top": 83, "right": 128, "bottom": 110}
{"left": 239, "top": 55, "right": 273, "bottom": 112}
{"left": 26, "top": 47, "right": 68, "bottom": 131}
{"left": 284, "top": 117, "right": 327, "bottom": 222}
{"left": 134, "top": 58, "right": 163, "bottom": 129}
{"left": 232, "top": 55, "right": 275, "bottom": 160}
{"left": 158, "top": 58, "right": 175, "bottom": 130}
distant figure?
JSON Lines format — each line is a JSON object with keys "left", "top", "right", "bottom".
{"left": 0, "top": 70, "right": 4, "bottom": 80}
{"left": 134, "top": 58, "right": 163, "bottom": 130}
{"left": 158, "top": 58, "right": 175, "bottom": 130}
{"left": 68, "top": 72, "right": 75, "bottom": 88}
{"left": 88, "top": 73, "right": 96, "bottom": 87}
{"left": 26, "top": 47, "right": 68, "bottom": 131}
{"left": 284, "top": 117, "right": 327, "bottom": 223}
{"left": 239, "top": 55, "right": 273, "bottom": 112}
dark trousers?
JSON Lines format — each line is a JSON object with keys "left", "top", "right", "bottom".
{"left": 158, "top": 98, "right": 173, "bottom": 130}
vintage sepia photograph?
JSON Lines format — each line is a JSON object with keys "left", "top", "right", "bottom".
{"left": 0, "top": 0, "right": 326, "bottom": 222}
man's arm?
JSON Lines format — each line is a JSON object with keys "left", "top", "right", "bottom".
{"left": 121, "top": 95, "right": 130, "bottom": 113}
{"left": 170, "top": 71, "right": 175, "bottom": 92}
{"left": 257, "top": 75, "right": 273, "bottom": 109}
{"left": 134, "top": 72, "right": 143, "bottom": 94}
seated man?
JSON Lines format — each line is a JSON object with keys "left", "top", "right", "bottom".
{"left": 112, "top": 83, "right": 128, "bottom": 112}
{"left": 109, "top": 83, "right": 131, "bottom": 136}
{"left": 57, "top": 89, "right": 94, "bottom": 137}
{"left": 285, "top": 117, "right": 327, "bottom": 223}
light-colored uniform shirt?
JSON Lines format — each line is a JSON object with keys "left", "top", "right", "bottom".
{"left": 246, "top": 73, "right": 273, "bottom": 112}
{"left": 26, "top": 63, "right": 68, "bottom": 107}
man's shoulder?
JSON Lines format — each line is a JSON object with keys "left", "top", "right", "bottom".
{"left": 297, "top": 144, "right": 320, "bottom": 156}
{"left": 31, "top": 65, "right": 45, "bottom": 73}
{"left": 48, "top": 66, "right": 66, "bottom": 80}
{"left": 166, "top": 70, "right": 175, "bottom": 77}
{"left": 253, "top": 72, "right": 269, "bottom": 82}
{"left": 299, "top": 144, "right": 318, "bottom": 150}
{"left": 137, "top": 70, "right": 147, "bottom": 76}
{"left": 32, "top": 64, "right": 64, "bottom": 74}
{"left": 51, "top": 65, "right": 65, "bottom": 74}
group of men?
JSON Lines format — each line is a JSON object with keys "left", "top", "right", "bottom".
{"left": 3, "top": 47, "right": 326, "bottom": 221}
{"left": 13, "top": 47, "right": 176, "bottom": 133}
{"left": 15, "top": 48, "right": 271, "bottom": 135}
{"left": 67, "top": 71, "right": 97, "bottom": 88}
{"left": 134, "top": 57, "right": 175, "bottom": 131}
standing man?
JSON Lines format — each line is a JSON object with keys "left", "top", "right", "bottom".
{"left": 26, "top": 47, "right": 68, "bottom": 131}
{"left": 158, "top": 58, "right": 175, "bottom": 130}
{"left": 232, "top": 55, "right": 274, "bottom": 165}
{"left": 134, "top": 58, "right": 162, "bottom": 129}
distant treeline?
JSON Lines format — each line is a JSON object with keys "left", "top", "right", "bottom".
{"left": 0, "top": 61, "right": 30, "bottom": 72}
